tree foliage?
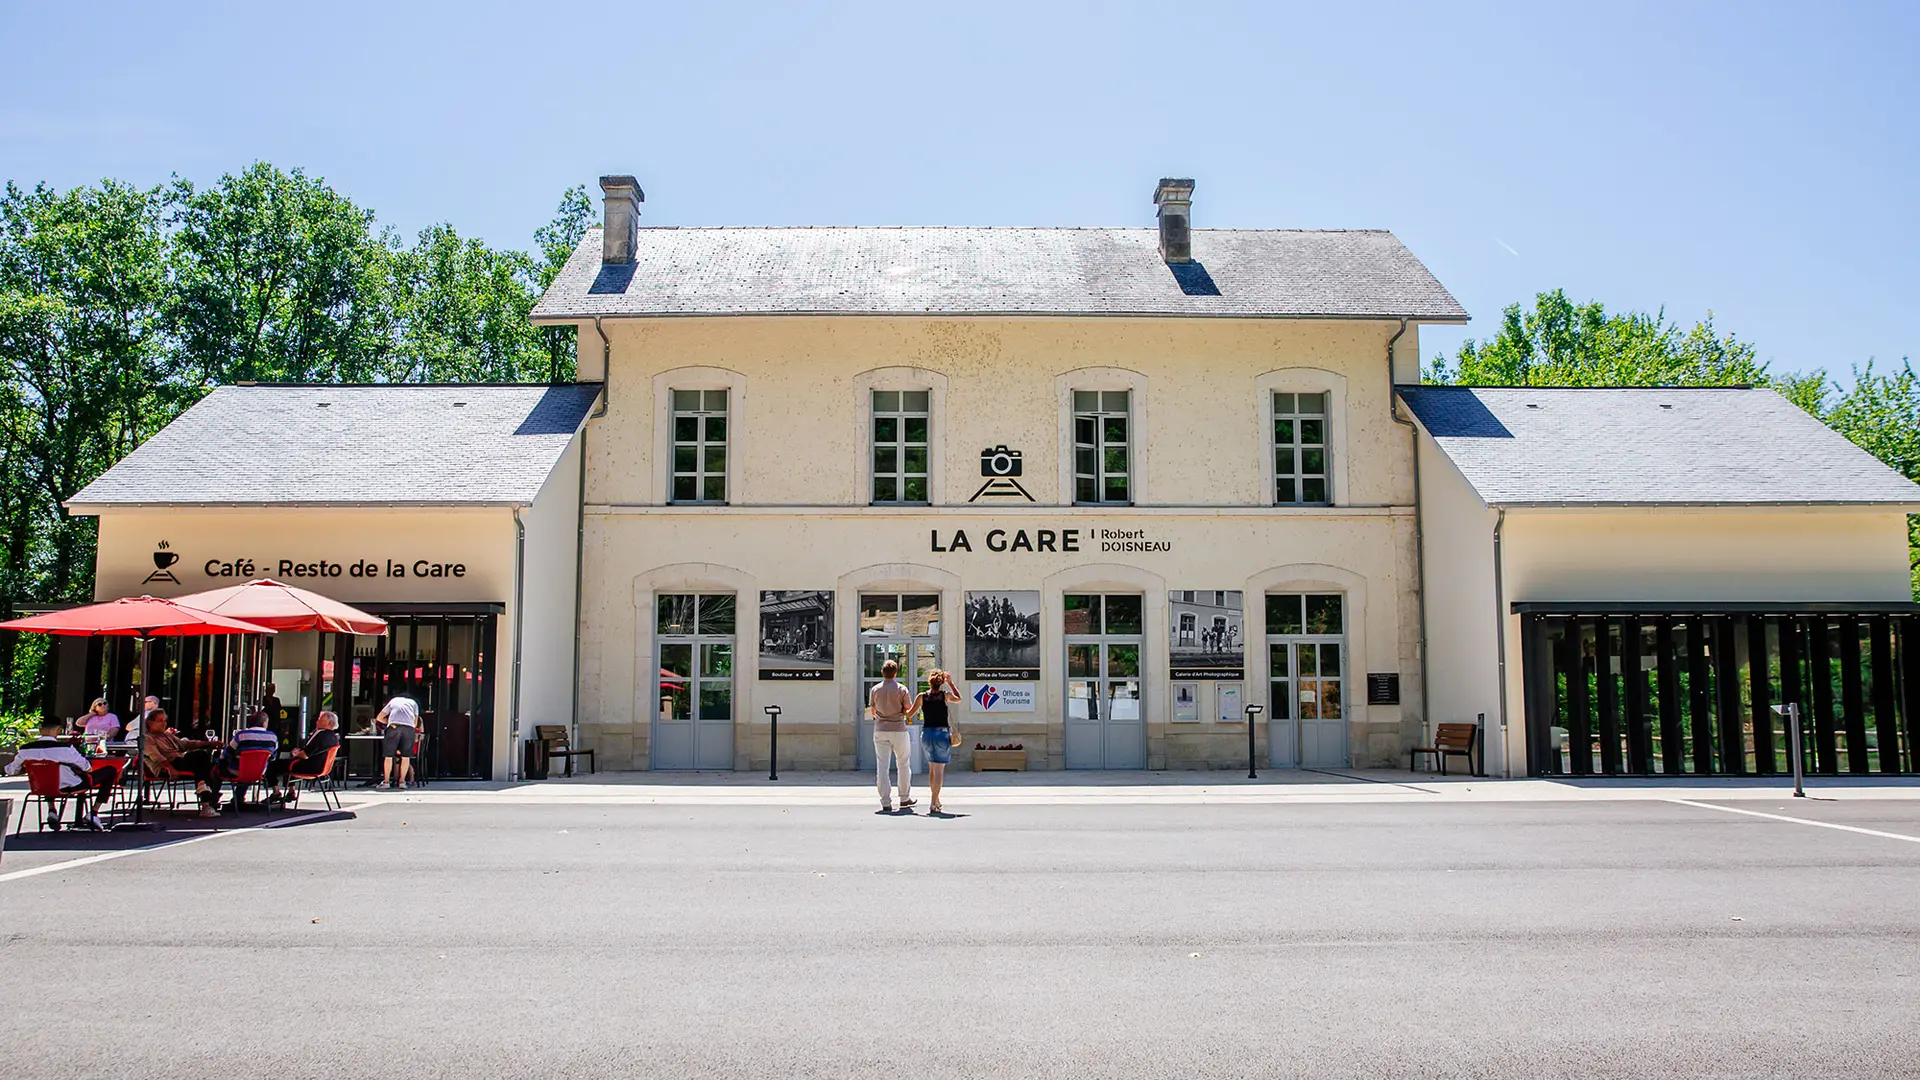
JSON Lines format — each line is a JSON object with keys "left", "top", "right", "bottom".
{"left": 1430, "top": 289, "right": 1920, "bottom": 595}
{"left": 0, "top": 164, "right": 589, "bottom": 709}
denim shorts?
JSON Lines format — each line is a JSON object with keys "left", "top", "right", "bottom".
{"left": 921, "top": 726, "right": 952, "bottom": 764}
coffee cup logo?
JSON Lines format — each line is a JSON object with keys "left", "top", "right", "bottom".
{"left": 143, "top": 541, "right": 181, "bottom": 585}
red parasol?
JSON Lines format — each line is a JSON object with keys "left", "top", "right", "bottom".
{"left": 0, "top": 596, "right": 274, "bottom": 828}
{"left": 168, "top": 578, "right": 387, "bottom": 635}
{"left": 0, "top": 595, "right": 277, "bottom": 637}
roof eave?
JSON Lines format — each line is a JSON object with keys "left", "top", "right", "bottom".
{"left": 530, "top": 309, "right": 1470, "bottom": 325}
{"left": 1486, "top": 499, "right": 1920, "bottom": 511}
{"left": 65, "top": 500, "right": 536, "bottom": 515}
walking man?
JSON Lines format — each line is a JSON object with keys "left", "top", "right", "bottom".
{"left": 374, "top": 691, "right": 421, "bottom": 790}
{"left": 868, "top": 660, "right": 915, "bottom": 813}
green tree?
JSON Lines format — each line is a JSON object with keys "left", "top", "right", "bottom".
{"left": 386, "top": 223, "right": 547, "bottom": 382}
{"left": 532, "top": 185, "right": 591, "bottom": 382}
{"left": 1425, "top": 289, "right": 1768, "bottom": 387}
{"left": 169, "top": 162, "right": 394, "bottom": 385}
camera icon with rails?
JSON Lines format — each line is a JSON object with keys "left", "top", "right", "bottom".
{"left": 970, "top": 445, "right": 1034, "bottom": 502}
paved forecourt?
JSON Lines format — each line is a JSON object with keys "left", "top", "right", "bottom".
{"left": 4, "top": 778, "right": 1920, "bottom": 1079}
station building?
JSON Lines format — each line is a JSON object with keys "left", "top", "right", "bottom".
{"left": 66, "top": 175, "right": 1920, "bottom": 780}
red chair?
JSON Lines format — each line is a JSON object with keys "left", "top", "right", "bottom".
{"left": 286, "top": 745, "right": 342, "bottom": 811}
{"left": 222, "top": 748, "right": 273, "bottom": 813}
{"left": 17, "top": 761, "right": 88, "bottom": 833}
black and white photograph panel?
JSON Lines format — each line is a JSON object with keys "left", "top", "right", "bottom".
{"left": 1169, "top": 589, "right": 1245, "bottom": 679}
{"left": 964, "top": 589, "right": 1041, "bottom": 679}
{"left": 758, "top": 590, "right": 834, "bottom": 679}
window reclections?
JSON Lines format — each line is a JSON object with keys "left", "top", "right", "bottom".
{"left": 871, "top": 389, "right": 930, "bottom": 505}
{"left": 1266, "top": 592, "right": 1345, "bottom": 726}
{"left": 1073, "top": 389, "right": 1131, "bottom": 504}
{"left": 1274, "top": 392, "right": 1329, "bottom": 504}
{"left": 671, "top": 389, "right": 729, "bottom": 504}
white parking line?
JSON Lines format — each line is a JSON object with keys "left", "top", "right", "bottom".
{"left": 0, "top": 802, "right": 371, "bottom": 883}
{"left": 1669, "top": 798, "right": 1920, "bottom": 845}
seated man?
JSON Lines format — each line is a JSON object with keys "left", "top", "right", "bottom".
{"left": 267, "top": 710, "right": 341, "bottom": 805}
{"left": 3, "top": 718, "right": 110, "bottom": 830}
{"left": 139, "top": 711, "right": 223, "bottom": 818}
{"left": 219, "top": 712, "right": 280, "bottom": 810}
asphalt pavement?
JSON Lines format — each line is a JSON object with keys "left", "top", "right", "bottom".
{"left": 3, "top": 793, "right": 1919, "bottom": 1079}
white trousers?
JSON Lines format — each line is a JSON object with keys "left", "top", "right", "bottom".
{"left": 873, "top": 729, "right": 913, "bottom": 804}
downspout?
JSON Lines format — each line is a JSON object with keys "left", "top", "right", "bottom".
{"left": 1493, "top": 507, "right": 1510, "bottom": 778}
{"left": 570, "top": 427, "right": 587, "bottom": 748}
{"left": 1385, "top": 318, "right": 1433, "bottom": 746}
{"left": 590, "top": 316, "right": 610, "bottom": 418}
{"left": 510, "top": 506, "right": 527, "bottom": 781}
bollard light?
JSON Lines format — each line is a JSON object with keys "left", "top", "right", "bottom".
{"left": 764, "top": 704, "right": 782, "bottom": 781}
{"left": 1245, "top": 703, "right": 1265, "bottom": 779}
{"left": 1770, "top": 703, "right": 1804, "bottom": 797}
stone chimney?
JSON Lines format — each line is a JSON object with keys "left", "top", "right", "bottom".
{"left": 1152, "top": 178, "right": 1195, "bottom": 264}
{"left": 599, "top": 175, "right": 644, "bottom": 265}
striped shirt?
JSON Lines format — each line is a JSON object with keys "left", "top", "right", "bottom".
{"left": 229, "top": 727, "right": 280, "bottom": 757}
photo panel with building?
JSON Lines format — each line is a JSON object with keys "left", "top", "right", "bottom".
{"left": 1169, "top": 589, "right": 1245, "bottom": 679}
{"left": 964, "top": 589, "right": 1041, "bottom": 680}
{"left": 758, "top": 590, "right": 834, "bottom": 679}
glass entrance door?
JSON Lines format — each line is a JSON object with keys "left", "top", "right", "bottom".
{"left": 654, "top": 594, "right": 736, "bottom": 770}
{"left": 856, "top": 593, "right": 940, "bottom": 772}
{"left": 1266, "top": 593, "right": 1346, "bottom": 768}
{"left": 1062, "top": 594, "right": 1145, "bottom": 769}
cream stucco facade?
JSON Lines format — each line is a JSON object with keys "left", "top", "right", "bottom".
{"left": 85, "top": 443, "right": 585, "bottom": 780}
{"left": 566, "top": 315, "right": 1429, "bottom": 771}
{"left": 1418, "top": 429, "right": 1918, "bottom": 777}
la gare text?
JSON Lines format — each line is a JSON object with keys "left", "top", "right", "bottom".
{"left": 203, "top": 559, "right": 467, "bottom": 580}
{"left": 930, "top": 527, "right": 1170, "bottom": 554}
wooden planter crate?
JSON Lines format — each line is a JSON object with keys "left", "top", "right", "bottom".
{"left": 971, "top": 748, "right": 1028, "bottom": 771}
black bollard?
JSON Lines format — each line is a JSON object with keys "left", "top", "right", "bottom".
{"left": 764, "top": 704, "right": 782, "bottom": 781}
{"left": 1245, "top": 703, "right": 1265, "bottom": 778}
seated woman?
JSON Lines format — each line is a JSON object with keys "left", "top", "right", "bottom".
{"left": 138, "top": 711, "right": 224, "bottom": 818}
{"left": 4, "top": 717, "right": 112, "bottom": 830}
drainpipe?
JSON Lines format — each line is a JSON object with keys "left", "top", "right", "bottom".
{"left": 1493, "top": 507, "right": 1510, "bottom": 778}
{"left": 510, "top": 506, "right": 527, "bottom": 781}
{"left": 590, "top": 316, "right": 610, "bottom": 418}
{"left": 570, "top": 434, "right": 586, "bottom": 747}
{"left": 1385, "top": 318, "right": 1433, "bottom": 745}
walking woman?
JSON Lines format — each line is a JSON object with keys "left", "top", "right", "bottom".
{"left": 910, "top": 669, "right": 964, "bottom": 814}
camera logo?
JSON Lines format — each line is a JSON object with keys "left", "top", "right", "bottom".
{"left": 980, "top": 445, "right": 1022, "bottom": 478}
{"left": 143, "top": 540, "right": 181, "bottom": 585}
{"left": 970, "top": 445, "right": 1034, "bottom": 502}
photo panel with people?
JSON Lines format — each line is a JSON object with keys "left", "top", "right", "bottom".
{"left": 963, "top": 590, "right": 1041, "bottom": 680}
{"left": 1169, "top": 590, "right": 1245, "bottom": 679}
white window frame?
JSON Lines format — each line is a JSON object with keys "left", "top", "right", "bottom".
{"left": 1256, "top": 368, "right": 1348, "bottom": 507}
{"left": 1056, "top": 367, "right": 1148, "bottom": 507}
{"left": 1264, "top": 592, "right": 1347, "bottom": 724}
{"left": 1272, "top": 390, "right": 1332, "bottom": 505}
{"left": 868, "top": 389, "right": 932, "bottom": 506}
{"left": 854, "top": 367, "right": 948, "bottom": 506}
{"left": 651, "top": 367, "right": 748, "bottom": 506}
{"left": 669, "top": 389, "right": 730, "bottom": 505}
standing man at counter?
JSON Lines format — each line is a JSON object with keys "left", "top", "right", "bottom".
{"left": 374, "top": 692, "right": 421, "bottom": 790}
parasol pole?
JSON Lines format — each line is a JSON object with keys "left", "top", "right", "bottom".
{"left": 118, "top": 631, "right": 158, "bottom": 830}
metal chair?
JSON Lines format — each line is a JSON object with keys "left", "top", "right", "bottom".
{"left": 222, "top": 748, "right": 274, "bottom": 813}
{"left": 17, "top": 761, "right": 86, "bottom": 833}
{"left": 287, "top": 746, "right": 342, "bottom": 811}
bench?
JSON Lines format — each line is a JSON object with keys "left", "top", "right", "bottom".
{"left": 534, "top": 725, "right": 595, "bottom": 777}
{"left": 1411, "top": 723, "right": 1480, "bottom": 776}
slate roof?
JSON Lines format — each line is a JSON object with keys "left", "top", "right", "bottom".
{"left": 1397, "top": 385, "right": 1920, "bottom": 507}
{"left": 68, "top": 384, "right": 602, "bottom": 509}
{"left": 531, "top": 226, "right": 1467, "bottom": 321}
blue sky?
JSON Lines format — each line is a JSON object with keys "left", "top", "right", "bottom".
{"left": 2, "top": 0, "right": 1914, "bottom": 376}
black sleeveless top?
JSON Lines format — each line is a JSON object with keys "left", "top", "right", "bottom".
{"left": 922, "top": 692, "right": 950, "bottom": 729}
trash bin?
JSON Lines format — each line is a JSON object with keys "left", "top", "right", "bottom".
{"left": 523, "top": 739, "right": 550, "bottom": 781}
{"left": 0, "top": 798, "right": 11, "bottom": 864}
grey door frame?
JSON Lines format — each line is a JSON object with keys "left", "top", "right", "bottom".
{"left": 855, "top": 593, "right": 940, "bottom": 773}
{"left": 1063, "top": 594, "right": 1146, "bottom": 770}
{"left": 653, "top": 594, "right": 736, "bottom": 770}
{"left": 1267, "top": 634, "right": 1347, "bottom": 769}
